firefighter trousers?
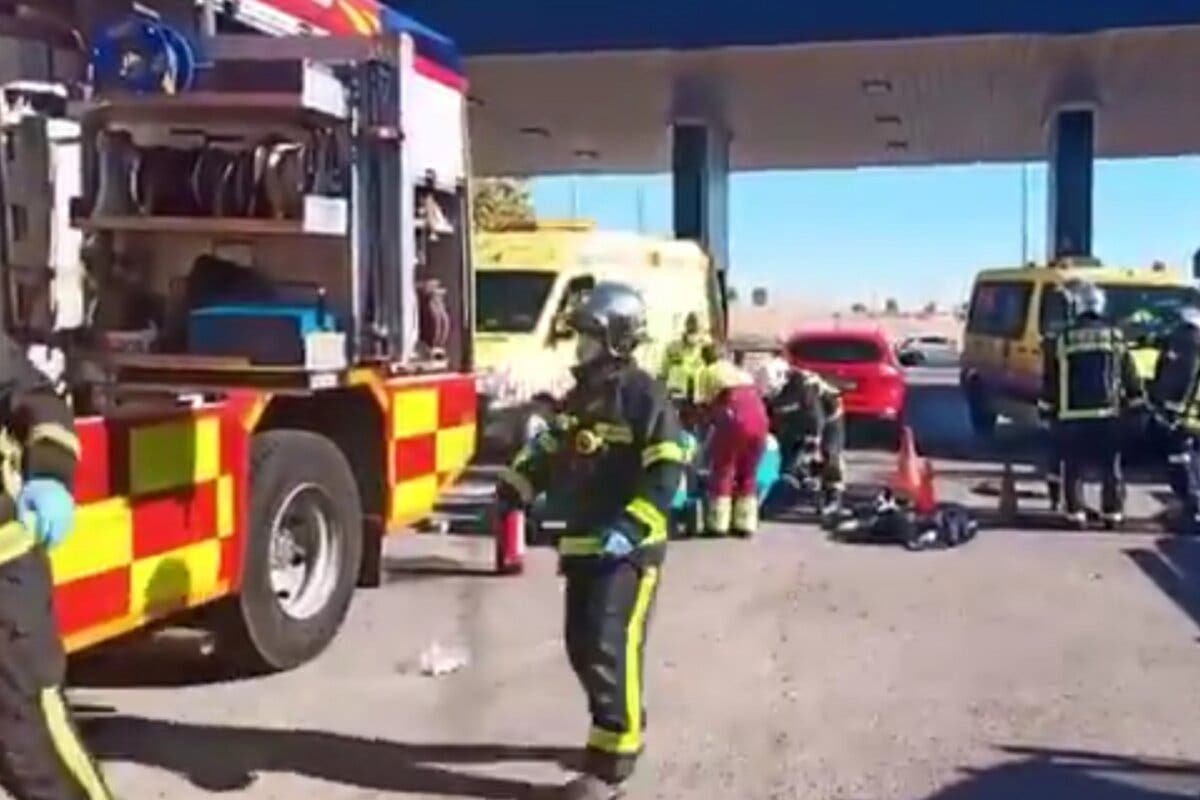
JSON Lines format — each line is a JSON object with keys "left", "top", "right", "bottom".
{"left": 0, "top": 547, "right": 113, "bottom": 800}
{"left": 1056, "top": 421, "right": 1125, "bottom": 520}
{"left": 1161, "top": 425, "right": 1200, "bottom": 534}
{"left": 564, "top": 560, "right": 661, "bottom": 785}
{"left": 780, "top": 420, "right": 845, "bottom": 500}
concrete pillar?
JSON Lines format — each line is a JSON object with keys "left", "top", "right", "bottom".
{"left": 1046, "top": 107, "right": 1095, "bottom": 261}
{"left": 672, "top": 121, "right": 730, "bottom": 276}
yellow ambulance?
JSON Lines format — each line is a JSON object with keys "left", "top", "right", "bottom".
{"left": 960, "top": 256, "right": 1198, "bottom": 435}
{"left": 474, "top": 219, "right": 721, "bottom": 451}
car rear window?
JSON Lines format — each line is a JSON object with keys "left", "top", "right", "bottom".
{"left": 790, "top": 337, "right": 882, "bottom": 363}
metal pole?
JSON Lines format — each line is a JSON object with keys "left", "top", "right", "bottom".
{"left": 1020, "top": 162, "right": 1030, "bottom": 264}
{"left": 569, "top": 178, "right": 579, "bottom": 218}
{"left": 201, "top": 0, "right": 218, "bottom": 37}
{"left": 635, "top": 185, "right": 645, "bottom": 233}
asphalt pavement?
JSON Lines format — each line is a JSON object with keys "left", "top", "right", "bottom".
{"left": 65, "top": 367, "right": 1200, "bottom": 799}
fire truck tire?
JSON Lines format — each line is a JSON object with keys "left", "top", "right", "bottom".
{"left": 223, "top": 430, "right": 364, "bottom": 672}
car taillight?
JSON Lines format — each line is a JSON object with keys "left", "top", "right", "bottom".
{"left": 878, "top": 362, "right": 901, "bottom": 380}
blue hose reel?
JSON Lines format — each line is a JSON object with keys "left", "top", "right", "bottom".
{"left": 91, "top": 16, "right": 197, "bottom": 95}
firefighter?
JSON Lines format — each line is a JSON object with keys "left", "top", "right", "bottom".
{"left": 751, "top": 346, "right": 791, "bottom": 400}
{"left": 1040, "top": 282, "right": 1079, "bottom": 512}
{"left": 0, "top": 334, "right": 113, "bottom": 800}
{"left": 1147, "top": 301, "right": 1200, "bottom": 535}
{"left": 769, "top": 365, "right": 846, "bottom": 520}
{"left": 659, "top": 312, "right": 708, "bottom": 409}
{"left": 494, "top": 282, "right": 684, "bottom": 800}
{"left": 1039, "top": 281, "right": 1144, "bottom": 529}
{"left": 697, "top": 349, "right": 770, "bottom": 537}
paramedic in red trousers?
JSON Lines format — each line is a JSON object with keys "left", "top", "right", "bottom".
{"left": 494, "top": 282, "right": 685, "bottom": 800}
{"left": 697, "top": 346, "right": 770, "bottom": 537}
{"left": 0, "top": 334, "right": 114, "bottom": 799}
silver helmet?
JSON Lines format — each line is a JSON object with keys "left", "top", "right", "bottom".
{"left": 569, "top": 281, "right": 649, "bottom": 358}
{"left": 1068, "top": 280, "right": 1106, "bottom": 319}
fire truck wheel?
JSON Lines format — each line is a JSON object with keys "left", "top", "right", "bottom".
{"left": 224, "top": 430, "right": 364, "bottom": 671}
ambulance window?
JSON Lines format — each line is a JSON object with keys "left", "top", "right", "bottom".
{"left": 557, "top": 275, "right": 595, "bottom": 318}
{"left": 968, "top": 282, "right": 1031, "bottom": 338}
{"left": 1039, "top": 286, "right": 1068, "bottom": 334}
{"left": 476, "top": 270, "right": 556, "bottom": 333}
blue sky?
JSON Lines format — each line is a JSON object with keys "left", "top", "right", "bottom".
{"left": 531, "top": 157, "right": 1200, "bottom": 309}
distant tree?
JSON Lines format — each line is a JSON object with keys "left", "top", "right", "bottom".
{"left": 850, "top": 302, "right": 868, "bottom": 315}
{"left": 923, "top": 301, "right": 938, "bottom": 315}
{"left": 726, "top": 286, "right": 740, "bottom": 305}
{"left": 751, "top": 287, "right": 768, "bottom": 307}
{"left": 472, "top": 177, "right": 535, "bottom": 230}
{"left": 884, "top": 297, "right": 900, "bottom": 315}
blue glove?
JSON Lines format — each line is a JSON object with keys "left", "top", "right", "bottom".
{"left": 17, "top": 479, "right": 75, "bottom": 548}
{"left": 601, "top": 529, "right": 635, "bottom": 558}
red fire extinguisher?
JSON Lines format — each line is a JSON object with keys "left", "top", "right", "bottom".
{"left": 494, "top": 508, "right": 526, "bottom": 575}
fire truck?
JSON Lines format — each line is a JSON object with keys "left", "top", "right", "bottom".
{"left": 0, "top": 1, "right": 475, "bottom": 670}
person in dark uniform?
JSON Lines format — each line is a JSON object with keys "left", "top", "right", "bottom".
{"left": 1039, "top": 281, "right": 1144, "bottom": 529}
{"left": 1147, "top": 302, "right": 1200, "bottom": 535}
{"left": 1039, "top": 280, "right": 1084, "bottom": 513}
{"left": 494, "top": 282, "right": 685, "bottom": 800}
{"left": 769, "top": 366, "right": 846, "bottom": 521}
{"left": 0, "top": 334, "right": 113, "bottom": 799}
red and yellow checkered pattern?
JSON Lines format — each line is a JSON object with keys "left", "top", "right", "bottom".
{"left": 387, "top": 375, "right": 477, "bottom": 526}
{"left": 52, "top": 409, "right": 247, "bottom": 652}
{"left": 45, "top": 372, "right": 475, "bottom": 654}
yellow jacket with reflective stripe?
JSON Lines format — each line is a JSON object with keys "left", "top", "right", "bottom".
{"left": 660, "top": 335, "right": 707, "bottom": 401}
{"left": 497, "top": 359, "right": 685, "bottom": 566}
{"left": 1040, "top": 318, "right": 1144, "bottom": 422}
{"left": 0, "top": 336, "right": 80, "bottom": 564}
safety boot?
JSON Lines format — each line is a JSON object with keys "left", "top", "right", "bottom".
{"left": 559, "top": 774, "right": 625, "bottom": 800}
{"left": 731, "top": 495, "right": 758, "bottom": 539}
{"left": 1102, "top": 512, "right": 1124, "bottom": 532}
{"left": 1046, "top": 480, "right": 1061, "bottom": 513}
{"left": 819, "top": 489, "right": 844, "bottom": 529}
{"left": 1063, "top": 510, "right": 1087, "bottom": 530}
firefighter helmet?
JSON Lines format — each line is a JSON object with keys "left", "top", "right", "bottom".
{"left": 1067, "top": 280, "right": 1106, "bottom": 319}
{"left": 569, "top": 282, "right": 648, "bottom": 358}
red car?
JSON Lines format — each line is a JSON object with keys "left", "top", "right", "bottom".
{"left": 785, "top": 327, "right": 907, "bottom": 435}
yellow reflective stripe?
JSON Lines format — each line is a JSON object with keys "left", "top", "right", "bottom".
{"left": 497, "top": 468, "right": 534, "bottom": 504}
{"left": 625, "top": 497, "right": 667, "bottom": 538}
{"left": 642, "top": 441, "right": 685, "bottom": 467}
{"left": 595, "top": 423, "right": 633, "bottom": 444}
{"left": 40, "top": 687, "right": 112, "bottom": 799}
{"left": 512, "top": 444, "right": 534, "bottom": 468}
{"left": 621, "top": 565, "right": 659, "bottom": 754}
{"left": 1058, "top": 408, "right": 1118, "bottom": 420}
{"left": 28, "top": 423, "right": 81, "bottom": 458}
{"left": 559, "top": 535, "right": 604, "bottom": 556}
{"left": 0, "top": 520, "right": 34, "bottom": 565}
{"left": 589, "top": 725, "right": 641, "bottom": 755}
{"left": 535, "top": 431, "right": 560, "bottom": 453}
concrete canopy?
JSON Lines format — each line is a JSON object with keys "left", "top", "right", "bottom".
{"left": 393, "top": 2, "right": 1200, "bottom": 174}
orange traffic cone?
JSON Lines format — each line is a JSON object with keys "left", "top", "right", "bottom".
{"left": 494, "top": 508, "right": 526, "bottom": 575}
{"left": 915, "top": 458, "right": 938, "bottom": 516}
{"left": 889, "top": 425, "right": 922, "bottom": 501}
